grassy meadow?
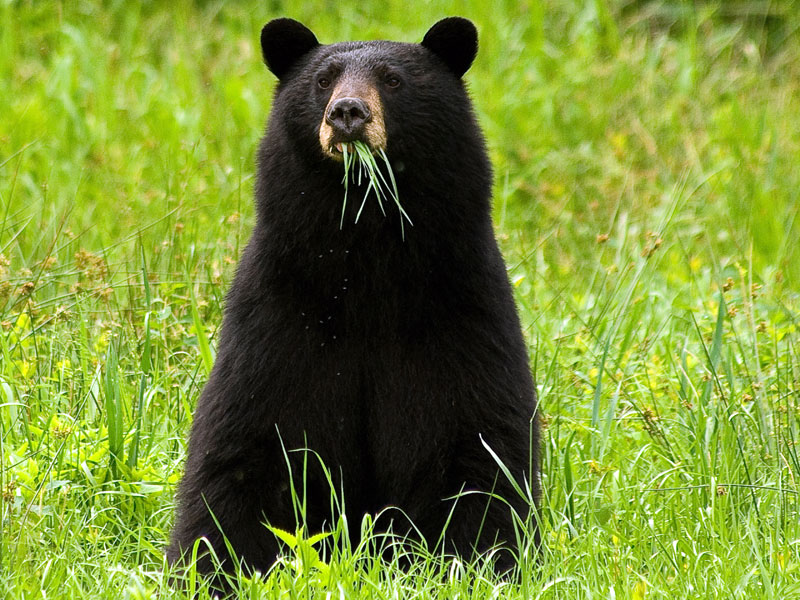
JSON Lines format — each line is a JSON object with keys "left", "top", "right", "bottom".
{"left": 2, "top": 0, "right": 799, "bottom": 597}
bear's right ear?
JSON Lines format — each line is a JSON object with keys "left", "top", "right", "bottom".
{"left": 261, "top": 18, "right": 320, "bottom": 80}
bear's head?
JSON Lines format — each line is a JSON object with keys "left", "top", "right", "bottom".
{"left": 259, "top": 18, "right": 480, "bottom": 164}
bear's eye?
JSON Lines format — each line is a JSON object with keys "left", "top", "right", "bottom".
{"left": 318, "top": 77, "right": 331, "bottom": 90}
{"left": 385, "top": 75, "right": 401, "bottom": 89}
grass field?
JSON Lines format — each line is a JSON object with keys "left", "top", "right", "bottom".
{"left": 2, "top": 0, "right": 800, "bottom": 597}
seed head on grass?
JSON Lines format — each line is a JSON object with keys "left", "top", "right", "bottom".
{"left": 340, "top": 141, "right": 411, "bottom": 238}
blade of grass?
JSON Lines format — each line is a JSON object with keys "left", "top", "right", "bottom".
{"left": 104, "top": 342, "right": 123, "bottom": 479}
{"left": 190, "top": 287, "right": 214, "bottom": 377}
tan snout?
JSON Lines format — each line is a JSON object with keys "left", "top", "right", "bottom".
{"left": 319, "top": 78, "right": 387, "bottom": 160}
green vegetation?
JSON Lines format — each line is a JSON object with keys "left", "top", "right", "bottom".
{"left": 340, "top": 141, "right": 409, "bottom": 235}
{"left": 1, "top": 1, "right": 799, "bottom": 597}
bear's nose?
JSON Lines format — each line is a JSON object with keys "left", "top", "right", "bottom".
{"left": 326, "top": 97, "right": 372, "bottom": 137}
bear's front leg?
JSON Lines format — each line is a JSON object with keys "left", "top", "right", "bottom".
{"left": 167, "top": 445, "right": 286, "bottom": 590}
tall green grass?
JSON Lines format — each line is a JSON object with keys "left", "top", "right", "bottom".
{"left": 1, "top": 1, "right": 799, "bottom": 597}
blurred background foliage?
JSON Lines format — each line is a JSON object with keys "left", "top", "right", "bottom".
{"left": 1, "top": 0, "right": 798, "bottom": 293}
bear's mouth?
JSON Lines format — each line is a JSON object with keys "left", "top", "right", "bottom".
{"left": 332, "top": 142, "right": 355, "bottom": 155}
{"left": 320, "top": 100, "right": 387, "bottom": 161}
{"left": 327, "top": 140, "right": 378, "bottom": 160}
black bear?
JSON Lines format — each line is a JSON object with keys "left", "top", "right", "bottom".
{"left": 168, "top": 16, "right": 539, "bottom": 582}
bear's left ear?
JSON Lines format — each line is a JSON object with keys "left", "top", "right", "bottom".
{"left": 261, "top": 18, "right": 320, "bottom": 80}
{"left": 421, "top": 17, "right": 478, "bottom": 78}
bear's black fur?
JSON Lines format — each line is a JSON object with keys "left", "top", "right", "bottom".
{"left": 168, "top": 17, "right": 540, "bottom": 581}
